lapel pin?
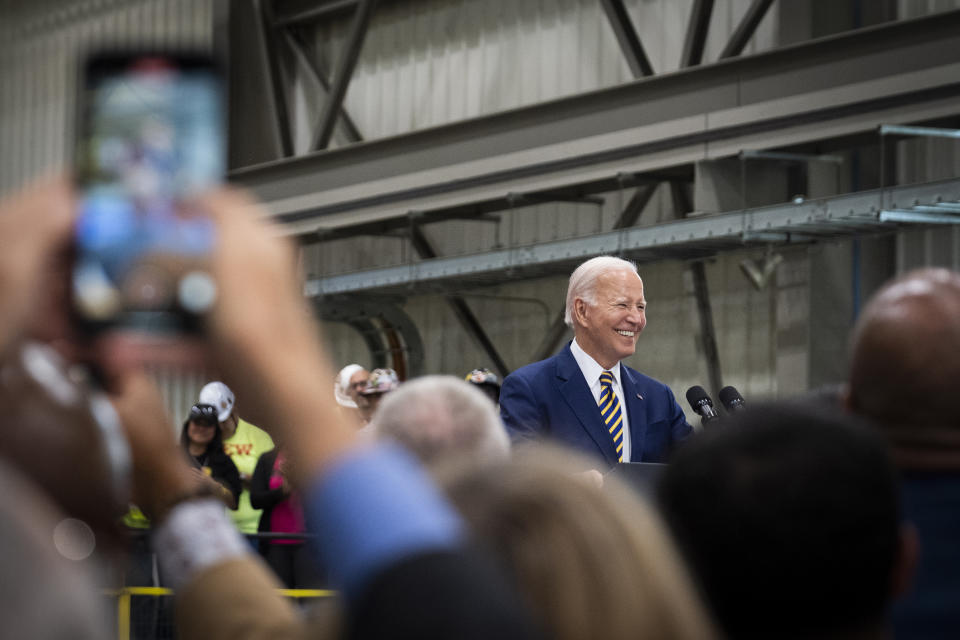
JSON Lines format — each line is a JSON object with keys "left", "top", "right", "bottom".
{"left": 636, "top": 393, "right": 643, "bottom": 400}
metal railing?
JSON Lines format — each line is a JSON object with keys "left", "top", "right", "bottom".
{"left": 104, "top": 585, "right": 337, "bottom": 640}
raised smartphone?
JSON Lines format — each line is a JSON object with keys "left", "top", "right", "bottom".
{"left": 73, "top": 52, "right": 224, "bottom": 335}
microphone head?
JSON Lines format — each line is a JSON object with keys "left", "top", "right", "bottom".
{"left": 719, "top": 386, "right": 746, "bottom": 411}
{"left": 685, "top": 385, "right": 714, "bottom": 410}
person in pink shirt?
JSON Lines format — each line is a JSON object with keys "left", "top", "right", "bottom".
{"left": 249, "top": 445, "right": 321, "bottom": 588}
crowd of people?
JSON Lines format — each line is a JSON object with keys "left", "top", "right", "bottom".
{"left": 0, "top": 175, "right": 957, "bottom": 640}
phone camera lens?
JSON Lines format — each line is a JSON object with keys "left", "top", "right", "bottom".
{"left": 178, "top": 271, "right": 217, "bottom": 313}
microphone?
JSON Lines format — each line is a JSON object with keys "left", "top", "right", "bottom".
{"left": 685, "top": 386, "right": 720, "bottom": 425}
{"left": 718, "top": 386, "right": 746, "bottom": 413}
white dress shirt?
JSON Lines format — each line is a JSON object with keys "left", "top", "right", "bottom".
{"left": 570, "top": 338, "right": 632, "bottom": 462}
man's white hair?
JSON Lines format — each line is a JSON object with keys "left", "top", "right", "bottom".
{"left": 371, "top": 375, "right": 510, "bottom": 466}
{"left": 564, "top": 256, "right": 640, "bottom": 328}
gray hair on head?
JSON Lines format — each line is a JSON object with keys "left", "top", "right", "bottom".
{"left": 371, "top": 375, "right": 510, "bottom": 467}
{"left": 564, "top": 256, "right": 639, "bottom": 328}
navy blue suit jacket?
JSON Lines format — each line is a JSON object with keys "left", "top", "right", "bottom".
{"left": 500, "top": 343, "right": 693, "bottom": 466}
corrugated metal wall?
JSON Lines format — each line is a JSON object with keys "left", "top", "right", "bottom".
{"left": 0, "top": 0, "right": 217, "bottom": 427}
{"left": 895, "top": 136, "right": 960, "bottom": 272}
{"left": 894, "top": 0, "right": 960, "bottom": 273}
{"left": 309, "top": 0, "right": 777, "bottom": 142}
{"left": 0, "top": 0, "right": 216, "bottom": 196}
{"left": 899, "top": 0, "right": 960, "bottom": 18}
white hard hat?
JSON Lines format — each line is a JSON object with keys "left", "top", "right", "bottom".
{"left": 198, "top": 381, "right": 235, "bottom": 423}
{"left": 335, "top": 364, "right": 365, "bottom": 408}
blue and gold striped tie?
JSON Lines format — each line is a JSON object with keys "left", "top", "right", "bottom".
{"left": 599, "top": 371, "right": 624, "bottom": 462}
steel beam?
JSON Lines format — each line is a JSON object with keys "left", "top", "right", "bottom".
{"left": 303, "top": 178, "right": 960, "bottom": 297}
{"left": 879, "top": 210, "right": 960, "bottom": 225}
{"left": 304, "top": 173, "right": 676, "bottom": 241}
{"left": 274, "top": 0, "right": 360, "bottom": 27}
{"left": 718, "top": 0, "right": 775, "bottom": 60}
{"left": 740, "top": 150, "right": 844, "bottom": 164}
{"left": 304, "top": 211, "right": 500, "bottom": 243}
{"left": 229, "top": 11, "right": 960, "bottom": 236}
{"left": 255, "top": 0, "right": 295, "bottom": 157}
{"left": 917, "top": 203, "right": 960, "bottom": 213}
{"left": 690, "top": 261, "right": 722, "bottom": 397}
{"left": 680, "top": 0, "right": 714, "bottom": 68}
{"left": 599, "top": 0, "right": 655, "bottom": 78}
{"left": 613, "top": 183, "right": 659, "bottom": 229}
{"left": 673, "top": 181, "right": 723, "bottom": 397}
{"left": 508, "top": 192, "right": 605, "bottom": 207}
{"left": 312, "top": 0, "right": 377, "bottom": 150}
{"left": 285, "top": 29, "right": 363, "bottom": 143}
{"left": 879, "top": 124, "right": 960, "bottom": 140}
{"left": 671, "top": 180, "right": 693, "bottom": 214}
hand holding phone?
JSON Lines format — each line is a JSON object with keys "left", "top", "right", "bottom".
{"left": 73, "top": 52, "right": 224, "bottom": 337}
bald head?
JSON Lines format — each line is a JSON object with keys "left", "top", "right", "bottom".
{"left": 848, "top": 268, "right": 960, "bottom": 432}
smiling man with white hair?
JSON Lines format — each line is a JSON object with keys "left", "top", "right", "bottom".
{"left": 500, "top": 256, "right": 692, "bottom": 466}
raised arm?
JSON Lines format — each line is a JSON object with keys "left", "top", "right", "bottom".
{"left": 198, "top": 188, "right": 542, "bottom": 639}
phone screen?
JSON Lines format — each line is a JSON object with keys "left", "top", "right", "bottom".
{"left": 73, "top": 53, "right": 223, "bottom": 334}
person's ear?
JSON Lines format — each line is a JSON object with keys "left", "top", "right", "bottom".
{"left": 574, "top": 298, "right": 589, "bottom": 326}
{"left": 890, "top": 523, "right": 919, "bottom": 600}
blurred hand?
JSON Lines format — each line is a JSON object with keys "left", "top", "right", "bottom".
{"left": 0, "top": 341, "right": 125, "bottom": 534}
{"left": 87, "top": 187, "right": 302, "bottom": 378}
{"left": 108, "top": 370, "right": 195, "bottom": 519}
{"left": 200, "top": 189, "right": 307, "bottom": 364}
{"left": 197, "top": 188, "right": 359, "bottom": 481}
{"left": 189, "top": 467, "right": 237, "bottom": 509}
{"left": 575, "top": 469, "right": 604, "bottom": 489}
{"left": 0, "top": 177, "right": 73, "bottom": 355}
{"left": 190, "top": 466, "right": 214, "bottom": 485}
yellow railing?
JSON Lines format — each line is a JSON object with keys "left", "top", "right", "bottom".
{"left": 104, "top": 586, "right": 337, "bottom": 640}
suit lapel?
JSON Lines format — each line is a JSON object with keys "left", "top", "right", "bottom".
{"left": 620, "top": 366, "right": 647, "bottom": 461}
{"left": 554, "top": 346, "right": 619, "bottom": 463}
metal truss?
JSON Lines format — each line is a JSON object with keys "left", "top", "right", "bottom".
{"left": 599, "top": 0, "right": 655, "bottom": 77}
{"left": 248, "top": 0, "right": 377, "bottom": 158}
{"left": 304, "top": 177, "right": 960, "bottom": 297}
{"left": 248, "top": 0, "right": 777, "bottom": 164}
{"left": 233, "top": 10, "right": 960, "bottom": 236}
